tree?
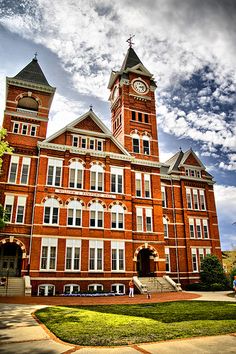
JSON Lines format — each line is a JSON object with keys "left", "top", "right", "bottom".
{"left": 200, "top": 254, "right": 229, "bottom": 289}
{"left": 0, "top": 128, "right": 13, "bottom": 228}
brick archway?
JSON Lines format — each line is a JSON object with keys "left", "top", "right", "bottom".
{"left": 133, "top": 243, "right": 159, "bottom": 262}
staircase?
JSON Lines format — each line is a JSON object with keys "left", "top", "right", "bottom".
{"left": 134, "top": 276, "right": 177, "bottom": 294}
{"left": 0, "top": 277, "right": 25, "bottom": 296}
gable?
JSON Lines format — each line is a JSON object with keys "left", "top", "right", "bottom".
{"left": 183, "top": 152, "right": 202, "bottom": 167}
{"left": 74, "top": 116, "right": 104, "bottom": 133}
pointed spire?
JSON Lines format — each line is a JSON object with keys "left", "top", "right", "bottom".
{"left": 120, "top": 47, "right": 143, "bottom": 71}
{"left": 13, "top": 56, "right": 51, "bottom": 87}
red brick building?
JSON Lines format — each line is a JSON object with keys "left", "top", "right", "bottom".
{"left": 0, "top": 47, "right": 222, "bottom": 295}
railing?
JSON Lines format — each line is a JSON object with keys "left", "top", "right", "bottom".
{"left": 152, "top": 277, "right": 164, "bottom": 292}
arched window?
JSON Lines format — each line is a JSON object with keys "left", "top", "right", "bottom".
{"left": 38, "top": 284, "right": 55, "bottom": 296}
{"left": 132, "top": 133, "right": 140, "bottom": 153}
{"left": 67, "top": 200, "right": 82, "bottom": 227}
{"left": 111, "top": 284, "right": 125, "bottom": 294}
{"left": 64, "top": 284, "right": 80, "bottom": 294}
{"left": 69, "top": 161, "right": 83, "bottom": 189}
{"left": 111, "top": 205, "right": 124, "bottom": 229}
{"left": 44, "top": 198, "right": 60, "bottom": 225}
{"left": 18, "top": 97, "right": 38, "bottom": 111}
{"left": 90, "top": 202, "right": 104, "bottom": 228}
{"left": 163, "top": 217, "right": 168, "bottom": 238}
{"left": 143, "top": 135, "right": 150, "bottom": 155}
{"left": 90, "top": 164, "right": 104, "bottom": 191}
{"left": 88, "top": 284, "right": 103, "bottom": 292}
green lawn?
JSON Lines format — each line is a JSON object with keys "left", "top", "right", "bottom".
{"left": 35, "top": 301, "right": 236, "bottom": 346}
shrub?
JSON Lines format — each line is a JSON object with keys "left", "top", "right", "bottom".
{"left": 200, "top": 255, "right": 229, "bottom": 289}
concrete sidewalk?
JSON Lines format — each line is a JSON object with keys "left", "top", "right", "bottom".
{"left": 0, "top": 292, "right": 235, "bottom": 353}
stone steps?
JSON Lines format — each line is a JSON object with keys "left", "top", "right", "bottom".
{"left": 0, "top": 277, "right": 25, "bottom": 296}
{"left": 138, "top": 277, "right": 176, "bottom": 293}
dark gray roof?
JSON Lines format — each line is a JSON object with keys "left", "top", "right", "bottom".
{"left": 165, "top": 150, "right": 184, "bottom": 173}
{"left": 120, "top": 47, "right": 143, "bottom": 71}
{"left": 13, "top": 58, "right": 51, "bottom": 87}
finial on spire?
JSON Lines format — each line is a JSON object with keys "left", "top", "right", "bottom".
{"left": 34, "top": 52, "right": 38, "bottom": 60}
{"left": 126, "top": 34, "right": 135, "bottom": 48}
{"left": 89, "top": 105, "right": 93, "bottom": 111}
{"left": 179, "top": 146, "right": 182, "bottom": 151}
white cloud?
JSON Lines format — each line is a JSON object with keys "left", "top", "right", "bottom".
{"left": 215, "top": 185, "right": 236, "bottom": 225}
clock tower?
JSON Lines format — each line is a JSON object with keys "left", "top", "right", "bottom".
{"left": 108, "top": 45, "right": 159, "bottom": 162}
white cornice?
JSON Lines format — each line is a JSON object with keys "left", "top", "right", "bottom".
{"left": 7, "top": 77, "right": 56, "bottom": 94}
{"left": 5, "top": 110, "right": 48, "bottom": 122}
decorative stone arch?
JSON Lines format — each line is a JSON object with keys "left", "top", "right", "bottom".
{"left": 90, "top": 160, "right": 105, "bottom": 169}
{"left": 15, "top": 91, "right": 42, "bottom": 108}
{"left": 41, "top": 195, "right": 63, "bottom": 206}
{"left": 108, "top": 201, "right": 128, "bottom": 212}
{"left": 65, "top": 197, "right": 85, "bottom": 207}
{"left": 69, "top": 157, "right": 85, "bottom": 166}
{"left": 0, "top": 237, "right": 27, "bottom": 259}
{"left": 141, "top": 131, "right": 152, "bottom": 139}
{"left": 133, "top": 243, "right": 159, "bottom": 262}
{"left": 87, "top": 199, "right": 107, "bottom": 209}
{"left": 130, "top": 129, "right": 140, "bottom": 136}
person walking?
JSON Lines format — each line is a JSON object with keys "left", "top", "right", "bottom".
{"left": 233, "top": 275, "right": 236, "bottom": 298}
{"left": 129, "top": 279, "right": 134, "bottom": 297}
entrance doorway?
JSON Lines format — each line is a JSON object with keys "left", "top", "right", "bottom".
{"left": 0, "top": 243, "right": 22, "bottom": 277}
{"left": 137, "top": 248, "right": 155, "bottom": 277}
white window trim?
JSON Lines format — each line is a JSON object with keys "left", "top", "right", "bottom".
{"left": 65, "top": 239, "right": 81, "bottom": 271}
{"left": 38, "top": 284, "right": 55, "bottom": 296}
{"left": 40, "top": 238, "right": 58, "bottom": 271}
{"left": 111, "top": 241, "right": 125, "bottom": 272}
{"left": 15, "top": 196, "right": 27, "bottom": 224}
{"left": 89, "top": 240, "right": 104, "bottom": 271}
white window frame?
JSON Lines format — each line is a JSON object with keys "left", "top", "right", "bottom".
{"left": 186, "top": 188, "right": 192, "bottom": 209}
{"left": 90, "top": 164, "right": 104, "bottom": 192}
{"left": 200, "top": 190, "right": 206, "bottom": 210}
{"left": 196, "top": 219, "right": 202, "bottom": 238}
{"left": 111, "top": 284, "right": 125, "bottom": 294}
{"left": 43, "top": 198, "right": 60, "bottom": 225}
{"left": 67, "top": 200, "right": 82, "bottom": 227}
{"left": 161, "top": 186, "right": 167, "bottom": 207}
{"left": 88, "top": 284, "right": 103, "bottom": 292}
{"left": 203, "top": 219, "right": 209, "bottom": 239}
{"left": 143, "top": 135, "right": 150, "bottom": 155}
{"left": 40, "top": 238, "right": 58, "bottom": 271}
{"left": 69, "top": 161, "right": 83, "bottom": 189}
{"left": 111, "top": 204, "right": 124, "bottom": 230}
{"left": 8, "top": 155, "right": 19, "bottom": 184}
{"left": 165, "top": 248, "right": 171, "bottom": 272}
{"left": 38, "top": 284, "right": 55, "bottom": 296}
{"left": 15, "top": 196, "right": 27, "bottom": 224}
{"left": 64, "top": 284, "right": 80, "bottom": 294}
{"left": 145, "top": 208, "right": 153, "bottom": 232}
{"left": 111, "top": 241, "right": 125, "bottom": 271}
{"left": 193, "top": 189, "right": 199, "bottom": 210}
{"left": 163, "top": 217, "right": 168, "bottom": 238}
{"left": 89, "top": 202, "right": 104, "bottom": 228}
{"left": 30, "top": 125, "right": 37, "bottom": 137}
{"left": 144, "top": 174, "right": 151, "bottom": 198}
{"left": 110, "top": 167, "right": 123, "bottom": 194}
{"left": 135, "top": 172, "right": 142, "bottom": 197}
{"left": 136, "top": 207, "right": 143, "bottom": 231}
{"left": 191, "top": 248, "right": 198, "bottom": 272}
{"left": 65, "top": 239, "right": 81, "bottom": 271}
{"left": 4, "top": 195, "right": 14, "bottom": 223}
{"left": 46, "top": 158, "right": 63, "bottom": 187}
{"left": 72, "top": 135, "right": 79, "bottom": 147}
{"left": 89, "top": 240, "right": 103, "bottom": 271}
{"left": 13, "top": 122, "right": 20, "bottom": 134}
{"left": 20, "top": 157, "right": 31, "bottom": 185}
{"left": 132, "top": 133, "right": 140, "bottom": 153}
{"left": 189, "top": 218, "right": 195, "bottom": 238}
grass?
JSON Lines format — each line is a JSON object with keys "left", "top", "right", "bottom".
{"left": 35, "top": 301, "right": 236, "bottom": 346}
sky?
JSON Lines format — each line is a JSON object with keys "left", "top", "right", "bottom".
{"left": 0, "top": 0, "right": 235, "bottom": 250}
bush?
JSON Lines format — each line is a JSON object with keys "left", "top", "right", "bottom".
{"left": 230, "top": 267, "right": 236, "bottom": 289}
{"left": 200, "top": 255, "right": 229, "bottom": 289}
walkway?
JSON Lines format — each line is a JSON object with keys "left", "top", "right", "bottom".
{"left": 0, "top": 291, "right": 235, "bottom": 354}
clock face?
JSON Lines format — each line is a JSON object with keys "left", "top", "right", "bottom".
{"left": 133, "top": 80, "right": 147, "bottom": 94}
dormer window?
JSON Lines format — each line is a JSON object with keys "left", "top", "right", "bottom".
{"left": 185, "top": 169, "right": 201, "bottom": 178}
{"left": 72, "top": 136, "right": 78, "bottom": 147}
{"left": 81, "top": 138, "right": 86, "bottom": 149}
{"left": 89, "top": 139, "right": 95, "bottom": 150}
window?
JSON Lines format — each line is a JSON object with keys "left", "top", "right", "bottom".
{"left": 132, "top": 134, "right": 140, "bottom": 153}
{"left": 69, "top": 161, "right": 83, "bottom": 189}
{"left": 4, "top": 195, "right": 14, "bottom": 222}
{"left": 44, "top": 198, "right": 60, "bottom": 225}
{"left": 111, "top": 167, "right": 123, "bottom": 194}
{"left": 203, "top": 219, "right": 209, "bottom": 239}
{"left": 186, "top": 188, "right": 192, "bottom": 209}
{"left": 22, "top": 124, "right": 28, "bottom": 135}
{"left": 163, "top": 217, "right": 168, "bottom": 238}
{"left": 111, "top": 205, "right": 124, "bottom": 229}
{"left": 20, "top": 157, "right": 30, "bottom": 184}
{"left": 30, "top": 125, "right": 37, "bottom": 136}
{"left": 13, "top": 122, "right": 19, "bottom": 133}
{"left": 38, "top": 284, "right": 55, "bottom": 296}
{"left": 47, "top": 159, "right": 63, "bottom": 186}
{"left": 199, "top": 248, "right": 204, "bottom": 270}
{"left": 191, "top": 248, "right": 198, "bottom": 272}
{"left": 146, "top": 208, "right": 152, "bottom": 232}
{"left": 64, "top": 284, "right": 80, "bottom": 294}
{"left": 40, "top": 238, "right": 57, "bottom": 270}
{"left": 138, "top": 112, "right": 142, "bottom": 122}
{"left": 144, "top": 174, "right": 151, "bottom": 198}
{"left": 88, "top": 284, "right": 103, "bottom": 292}
{"left": 135, "top": 172, "right": 142, "bottom": 197}
{"left": 200, "top": 190, "right": 206, "bottom": 210}
{"left": 144, "top": 114, "right": 149, "bottom": 123}
{"left": 89, "top": 240, "right": 103, "bottom": 271}
{"left": 8, "top": 156, "right": 19, "bottom": 183}
{"left": 131, "top": 111, "right": 136, "bottom": 120}
{"left": 136, "top": 207, "right": 143, "bottom": 231}
{"left": 161, "top": 186, "right": 167, "bottom": 208}
{"left": 81, "top": 138, "right": 87, "bottom": 149}
{"left": 16, "top": 196, "right": 26, "bottom": 224}
{"left": 90, "top": 202, "right": 104, "bottom": 228}
{"left": 189, "top": 218, "right": 195, "bottom": 238}
{"left": 89, "top": 139, "right": 95, "bottom": 150}
{"left": 196, "top": 219, "right": 202, "bottom": 238}
{"left": 111, "top": 284, "right": 125, "bottom": 294}
{"left": 90, "top": 164, "right": 104, "bottom": 191}
{"left": 196, "top": 171, "right": 201, "bottom": 178}
{"left": 72, "top": 136, "right": 78, "bottom": 147}
{"left": 165, "top": 248, "right": 171, "bottom": 272}
{"left": 65, "top": 239, "right": 81, "bottom": 271}
{"left": 97, "top": 140, "right": 103, "bottom": 151}
{"left": 143, "top": 136, "right": 150, "bottom": 155}
{"left": 111, "top": 241, "right": 125, "bottom": 271}
{"left": 67, "top": 200, "right": 82, "bottom": 227}
{"left": 193, "top": 189, "right": 199, "bottom": 210}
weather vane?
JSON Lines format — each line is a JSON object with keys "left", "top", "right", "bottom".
{"left": 34, "top": 52, "right": 38, "bottom": 60}
{"left": 126, "top": 34, "right": 135, "bottom": 48}
{"left": 89, "top": 104, "right": 93, "bottom": 111}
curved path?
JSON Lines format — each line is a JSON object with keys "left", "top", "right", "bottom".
{"left": 0, "top": 291, "right": 235, "bottom": 354}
